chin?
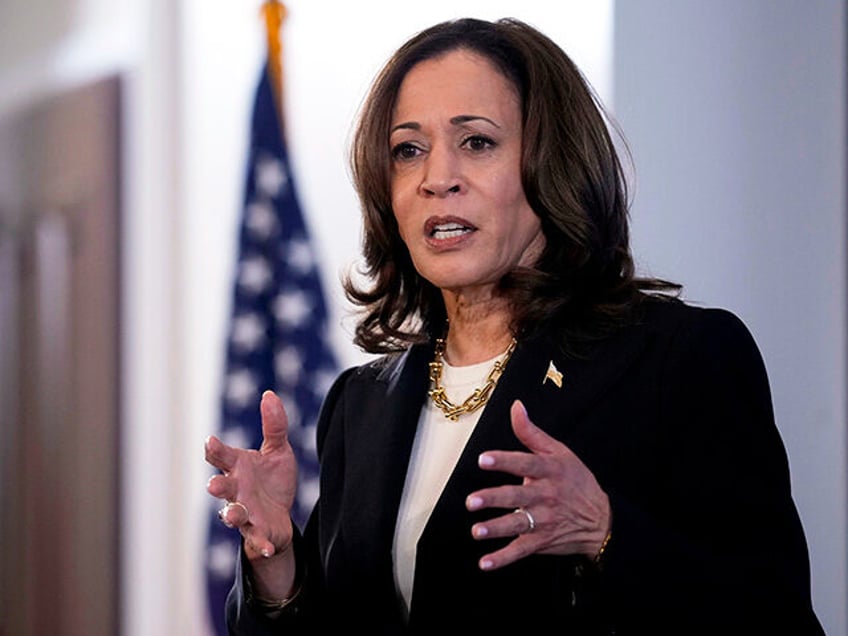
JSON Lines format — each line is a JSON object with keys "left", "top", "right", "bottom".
{"left": 413, "top": 257, "right": 501, "bottom": 293}
{"left": 428, "top": 274, "right": 498, "bottom": 296}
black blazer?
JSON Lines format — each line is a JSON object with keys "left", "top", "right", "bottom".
{"left": 227, "top": 299, "right": 823, "bottom": 635}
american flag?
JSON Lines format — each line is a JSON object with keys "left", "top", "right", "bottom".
{"left": 204, "top": 64, "right": 338, "bottom": 634}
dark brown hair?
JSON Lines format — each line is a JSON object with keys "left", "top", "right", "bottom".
{"left": 344, "top": 17, "right": 679, "bottom": 355}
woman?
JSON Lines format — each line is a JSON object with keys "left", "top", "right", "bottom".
{"left": 205, "top": 17, "right": 822, "bottom": 634}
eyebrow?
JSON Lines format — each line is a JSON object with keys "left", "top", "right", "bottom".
{"left": 390, "top": 114, "right": 501, "bottom": 134}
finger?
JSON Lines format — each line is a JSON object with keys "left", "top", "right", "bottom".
{"left": 477, "top": 536, "right": 536, "bottom": 571}
{"left": 259, "top": 390, "right": 290, "bottom": 453}
{"left": 218, "top": 501, "right": 250, "bottom": 529}
{"left": 207, "top": 473, "right": 237, "bottom": 501}
{"left": 242, "top": 513, "right": 294, "bottom": 560}
{"left": 510, "top": 400, "right": 570, "bottom": 457}
{"left": 466, "top": 484, "right": 527, "bottom": 512}
{"left": 243, "top": 528, "right": 278, "bottom": 559}
{"left": 475, "top": 401, "right": 570, "bottom": 479}
{"left": 205, "top": 434, "right": 239, "bottom": 473}
{"left": 470, "top": 507, "right": 537, "bottom": 540}
{"left": 477, "top": 448, "right": 538, "bottom": 479}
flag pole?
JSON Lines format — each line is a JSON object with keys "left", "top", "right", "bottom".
{"left": 261, "top": 0, "right": 287, "bottom": 132}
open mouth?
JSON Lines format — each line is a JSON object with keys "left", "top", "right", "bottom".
{"left": 428, "top": 221, "right": 475, "bottom": 239}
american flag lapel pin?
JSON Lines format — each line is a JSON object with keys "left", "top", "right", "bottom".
{"left": 543, "top": 360, "right": 563, "bottom": 388}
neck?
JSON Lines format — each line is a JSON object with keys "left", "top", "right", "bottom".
{"left": 442, "top": 313, "right": 514, "bottom": 366}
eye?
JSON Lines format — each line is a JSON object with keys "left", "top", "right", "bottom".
{"left": 391, "top": 142, "right": 423, "bottom": 161}
{"left": 461, "top": 134, "right": 496, "bottom": 153}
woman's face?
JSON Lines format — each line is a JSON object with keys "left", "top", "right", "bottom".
{"left": 389, "top": 49, "right": 545, "bottom": 299}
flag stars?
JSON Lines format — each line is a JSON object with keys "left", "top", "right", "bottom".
{"left": 209, "top": 67, "right": 339, "bottom": 635}
{"left": 275, "top": 346, "right": 304, "bottom": 384}
{"left": 273, "top": 288, "right": 314, "bottom": 328}
{"left": 284, "top": 237, "right": 315, "bottom": 275}
{"left": 255, "top": 154, "right": 289, "bottom": 198}
{"left": 279, "top": 391, "right": 301, "bottom": 428}
{"left": 313, "top": 366, "right": 338, "bottom": 399}
{"left": 298, "top": 423, "right": 317, "bottom": 455}
{"left": 238, "top": 256, "right": 273, "bottom": 295}
{"left": 231, "top": 312, "right": 266, "bottom": 352}
{"left": 207, "top": 538, "right": 237, "bottom": 580}
{"left": 245, "top": 200, "right": 278, "bottom": 238}
{"left": 220, "top": 424, "right": 251, "bottom": 451}
{"left": 225, "top": 368, "right": 259, "bottom": 409}
{"left": 297, "top": 476, "right": 320, "bottom": 517}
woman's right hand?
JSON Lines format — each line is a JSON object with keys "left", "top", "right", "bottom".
{"left": 205, "top": 390, "right": 298, "bottom": 563}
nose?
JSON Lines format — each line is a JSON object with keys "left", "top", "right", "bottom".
{"left": 419, "top": 145, "right": 462, "bottom": 196}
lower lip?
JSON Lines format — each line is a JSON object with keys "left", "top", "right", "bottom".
{"left": 425, "top": 229, "right": 474, "bottom": 249}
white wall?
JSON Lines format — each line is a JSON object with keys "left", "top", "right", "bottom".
{"left": 614, "top": 2, "right": 846, "bottom": 634}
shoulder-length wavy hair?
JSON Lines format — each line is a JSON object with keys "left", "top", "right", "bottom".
{"left": 344, "top": 17, "right": 679, "bottom": 355}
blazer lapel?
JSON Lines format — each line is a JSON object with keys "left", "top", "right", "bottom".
{"left": 341, "top": 344, "right": 433, "bottom": 573}
{"left": 510, "top": 327, "right": 653, "bottom": 439}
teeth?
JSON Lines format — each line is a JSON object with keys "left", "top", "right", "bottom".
{"left": 432, "top": 223, "right": 470, "bottom": 238}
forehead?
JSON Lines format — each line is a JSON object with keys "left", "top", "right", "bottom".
{"left": 392, "top": 49, "right": 520, "bottom": 121}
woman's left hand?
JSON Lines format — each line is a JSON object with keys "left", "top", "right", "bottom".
{"left": 466, "top": 399, "right": 611, "bottom": 571}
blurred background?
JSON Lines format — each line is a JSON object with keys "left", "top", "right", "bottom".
{"left": 0, "top": 1, "right": 844, "bottom": 634}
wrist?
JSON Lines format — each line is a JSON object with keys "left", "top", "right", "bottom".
{"left": 591, "top": 497, "right": 613, "bottom": 566}
{"left": 244, "top": 527, "right": 303, "bottom": 608}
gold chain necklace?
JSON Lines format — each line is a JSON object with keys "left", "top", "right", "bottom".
{"left": 428, "top": 334, "right": 517, "bottom": 421}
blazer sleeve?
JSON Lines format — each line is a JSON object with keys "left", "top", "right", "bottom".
{"left": 598, "top": 307, "right": 822, "bottom": 634}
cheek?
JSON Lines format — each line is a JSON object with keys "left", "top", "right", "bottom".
{"left": 391, "top": 171, "right": 424, "bottom": 239}
{"left": 391, "top": 198, "right": 414, "bottom": 245}
{"left": 392, "top": 196, "right": 404, "bottom": 236}
{"left": 492, "top": 175, "right": 534, "bottom": 227}
{"left": 390, "top": 180, "right": 407, "bottom": 236}
{"left": 486, "top": 164, "right": 523, "bottom": 203}
{"left": 494, "top": 175, "right": 541, "bottom": 253}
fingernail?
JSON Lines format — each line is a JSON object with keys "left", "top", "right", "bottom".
{"left": 466, "top": 495, "right": 483, "bottom": 510}
{"left": 480, "top": 559, "right": 494, "bottom": 570}
{"left": 473, "top": 525, "right": 488, "bottom": 538}
{"left": 478, "top": 454, "right": 495, "bottom": 467}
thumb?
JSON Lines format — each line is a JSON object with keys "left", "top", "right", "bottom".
{"left": 510, "top": 399, "right": 564, "bottom": 456}
{"left": 259, "top": 390, "right": 289, "bottom": 452}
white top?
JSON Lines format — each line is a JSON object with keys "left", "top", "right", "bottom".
{"left": 391, "top": 352, "right": 503, "bottom": 613}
